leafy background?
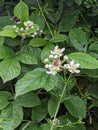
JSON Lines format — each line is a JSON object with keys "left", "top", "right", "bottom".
{"left": 0, "top": 0, "right": 98, "bottom": 130}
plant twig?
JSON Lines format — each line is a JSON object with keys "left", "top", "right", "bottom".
{"left": 50, "top": 73, "right": 72, "bottom": 130}
{"left": 36, "top": 0, "right": 54, "bottom": 37}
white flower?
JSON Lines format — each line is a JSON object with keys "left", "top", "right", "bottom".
{"left": 13, "top": 25, "right": 17, "bottom": 29}
{"left": 63, "top": 55, "right": 68, "bottom": 60}
{"left": 34, "top": 32, "right": 37, "bottom": 35}
{"left": 46, "top": 65, "right": 59, "bottom": 75}
{"left": 51, "top": 46, "right": 65, "bottom": 55}
{"left": 24, "top": 20, "right": 34, "bottom": 27}
{"left": 40, "top": 30, "right": 43, "bottom": 33}
{"left": 45, "top": 64, "right": 49, "bottom": 68}
{"left": 44, "top": 58, "right": 49, "bottom": 62}
{"left": 63, "top": 64, "right": 68, "bottom": 69}
{"left": 31, "top": 34, "right": 35, "bottom": 38}
{"left": 31, "top": 26, "right": 34, "bottom": 29}
{"left": 49, "top": 54, "right": 54, "bottom": 58}
{"left": 44, "top": 45, "right": 81, "bottom": 75}
{"left": 52, "top": 118, "right": 60, "bottom": 126}
{"left": 67, "top": 60, "right": 80, "bottom": 73}
{"left": 45, "top": 60, "right": 61, "bottom": 75}
{"left": 51, "top": 45, "right": 65, "bottom": 58}
{"left": 15, "top": 27, "right": 19, "bottom": 33}
{"left": 20, "top": 27, "right": 24, "bottom": 31}
{"left": 25, "top": 27, "right": 29, "bottom": 31}
{"left": 53, "top": 55, "right": 58, "bottom": 59}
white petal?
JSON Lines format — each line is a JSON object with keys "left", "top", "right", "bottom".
{"left": 45, "top": 64, "right": 49, "bottom": 68}
{"left": 75, "top": 63, "right": 80, "bottom": 68}
{"left": 48, "top": 64, "right": 52, "bottom": 68}
{"left": 49, "top": 55, "right": 53, "bottom": 58}
{"left": 55, "top": 45, "right": 59, "bottom": 50}
{"left": 51, "top": 71, "right": 57, "bottom": 75}
{"left": 13, "top": 25, "right": 17, "bottom": 28}
{"left": 59, "top": 54, "right": 63, "bottom": 57}
{"left": 61, "top": 48, "right": 65, "bottom": 52}
{"left": 46, "top": 71, "right": 51, "bottom": 74}
{"left": 54, "top": 55, "right": 58, "bottom": 59}
{"left": 63, "top": 64, "right": 68, "bottom": 68}
{"left": 74, "top": 69, "right": 80, "bottom": 73}
{"left": 44, "top": 58, "right": 49, "bottom": 62}
{"left": 68, "top": 69, "right": 74, "bottom": 73}
{"left": 70, "top": 60, "right": 74, "bottom": 66}
{"left": 51, "top": 51, "right": 54, "bottom": 54}
{"left": 67, "top": 64, "right": 70, "bottom": 69}
{"left": 64, "top": 55, "right": 68, "bottom": 60}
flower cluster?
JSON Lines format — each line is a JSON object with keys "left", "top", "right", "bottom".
{"left": 13, "top": 20, "right": 42, "bottom": 38}
{"left": 44, "top": 46, "right": 80, "bottom": 75}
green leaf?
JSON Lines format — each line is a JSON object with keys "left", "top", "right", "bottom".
{"left": 88, "top": 52, "right": 98, "bottom": 58}
{"left": 58, "top": 11, "right": 79, "bottom": 32}
{"left": 31, "top": 99, "right": 48, "bottom": 122}
{"left": 65, "top": 0, "right": 74, "bottom": 6}
{"left": 0, "top": 16, "right": 13, "bottom": 29}
{"left": 21, "top": 45, "right": 41, "bottom": 60}
{"left": 59, "top": 115, "right": 86, "bottom": 130}
{"left": 1, "top": 120, "right": 13, "bottom": 130}
{"left": 48, "top": 97, "right": 58, "bottom": 118}
{"left": 0, "top": 91, "right": 12, "bottom": 110}
{"left": 81, "top": 69, "right": 98, "bottom": 78}
{"left": 15, "top": 92, "right": 41, "bottom": 107}
{"left": 5, "top": 37, "right": 21, "bottom": 47}
{"left": 29, "top": 38, "right": 48, "bottom": 47}
{"left": 41, "top": 44, "right": 54, "bottom": 63}
{"left": 92, "top": 98, "right": 98, "bottom": 107}
{"left": 0, "top": 37, "right": 4, "bottom": 45}
{"left": 0, "top": 102, "right": 23, "bottom": 129}
{"left": 13, "top": 103, "right": 23, "bottom": 129}
{"left": 74, "top": 0, "right": 82, "bottom": 5}
{"left": 30, "top": 13, "right": 45, "bottom": 29}
{"left": 55, "top": 2, "right": 64, "bottom": 23}
{"left": 16, "top": 52, "right": 37, "bottom": 65}
{"left": 19, "top": 122, "right": 41, "bottom": 130}
{"left": 67, "top": 77, "right": 76, "bottom": 92}
{"left": 50, "top": 34, "right": 68, "bottom": 43}
{"left": 60, "top": 124, "right": 86, "bottom": 130}
{"left": 69, "top": 28, "right": 88, "bottom": 51}
{"left": 64, "top": 95, "right": 86, "bottom": 118}
{"left": 15, "top": 68, "right": 58, "bottom": 97}
{"left": 0, "top": 25, "right": 17, "bottom": 38}
{"left": 0, "top": 58, "right": 21, "bottom": 82}
{"left": 68, "top": 52, "right": 98, "bottom": 69}
{"left": 39, "top": 124, "right": 50, "bottom": 130}
{"left": 89, "top": 43, "right": 98, "bottom": 51}
{"left": 0, "top": 46, "right": 14, "bottom": 59}
{"left": 46, "top": 1, "right": 63, "bottom": 24}
{"left": 88, "top": 85, "right": 98, "bottom": 99}
{"left": 14, "top": 0, "right": 29, "bottom": 22}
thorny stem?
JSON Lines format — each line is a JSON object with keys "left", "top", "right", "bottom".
{"left": 36, "top": 0, "right": 54, "bottom": 37}
{"left": 50, "top": 73, "right": 72, "bottom": 130}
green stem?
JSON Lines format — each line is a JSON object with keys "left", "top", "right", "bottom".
{"left": 19, "top": 37, "right": 24, "bottom": 50}
{"left": 36, "top": 0, "right": 54, "bottom": 37}
{"left": 50, "top": 73, "right": 72, "bottom": 130}
{"left": 76, "top": 83, "right": 84, "bottom": 97}
{"left": 79, "top": 11, "right": 96, "bottom": 39}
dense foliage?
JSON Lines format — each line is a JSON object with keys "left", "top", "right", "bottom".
{"left": 0, "top": 0, "right": 98, "bottom": 130}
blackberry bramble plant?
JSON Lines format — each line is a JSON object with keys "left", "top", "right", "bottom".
{"left": 0, "top": 0, "right": 98, "bottom": 130}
